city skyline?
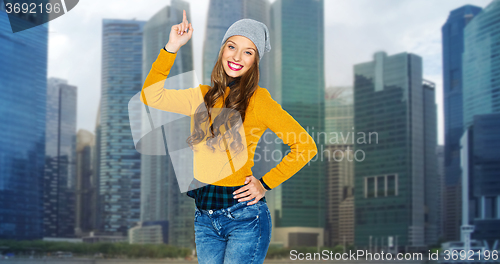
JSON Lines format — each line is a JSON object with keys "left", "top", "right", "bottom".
{"left": 0, "top": 0, "right": 497, "bottom": 251}
{"left": 47, "top": 0, "right": 492, "bottom": 145}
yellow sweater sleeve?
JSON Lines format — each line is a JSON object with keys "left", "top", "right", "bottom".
{"left": 254, "top": 88, "right": 318, "bottom": 189}
{"left": 140, "top": 49, "right": 200, "bottom": 116}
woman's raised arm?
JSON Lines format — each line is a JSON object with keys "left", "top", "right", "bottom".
{"left": 140, "top": 10, "right": 196, "bottom": 116}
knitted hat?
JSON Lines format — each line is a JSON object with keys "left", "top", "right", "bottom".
{"left": 221, "top": 19, "right": 271, "bottom": 61}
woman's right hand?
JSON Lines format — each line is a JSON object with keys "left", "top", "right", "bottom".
{"left": 165, "top": 9, "right": 193, "bottom": 53}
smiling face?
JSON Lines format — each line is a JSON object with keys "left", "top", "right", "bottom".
{"left": 222, "top": 35, "right": 257, "bottom": 79}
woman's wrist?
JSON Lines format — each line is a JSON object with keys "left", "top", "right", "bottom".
{"left": 164, "top": 42, "right": 180, "bottom": 53}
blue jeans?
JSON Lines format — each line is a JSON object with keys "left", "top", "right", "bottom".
{"left": 194, "top": 199, "right": 272, "bottom": 264}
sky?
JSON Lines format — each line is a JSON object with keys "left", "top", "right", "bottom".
{"left": 47, "top": 0, "right": 494, "bottom": 145}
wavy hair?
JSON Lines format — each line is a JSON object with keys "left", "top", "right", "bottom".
{"left": 186, "top": 39, "right": 260, "bottom": 154}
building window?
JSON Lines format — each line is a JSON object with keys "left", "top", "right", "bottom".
{"left": 365, "top": 174, "right": 398, "bottom": 198}
{"left": 366, "top": 178, "right": 375, "bottom": 198}
{"left": 377, "top": 176, "right": 385, "bottom": 197}
{"left": 450, "top": 69, "right": 460, "bottom": 90}
{"left": 484, "top": 196, "right": 497, "bottom": 219}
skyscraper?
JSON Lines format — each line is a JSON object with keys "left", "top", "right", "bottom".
{"left": 435, "top": 145, "right": 445, "bottom": 240}
{"left": 423, "top": 80, "right": 439, "bottom": 246}
{"left": 99, "top": 19, "right": 146, "bottom": 235}
{"left": 441, "top": 4, "right": 482, "bottom": 241}
{"left": 75, "top": 129, "right": 95, "bottom": 236}
{"left": 324, "top": 86, "right": 354, "bottom": 247}
{"left": 463, "top": 0, "right": 500, "bottom": 128}
{"left": 460, "top": 113, "right": 500, "bottom": 248}
{"left": 354, "top": 51, "right": 435, "bottom": 250}
{"left": 0, "top": 7, "right": 48, "bottom": 240}
{"left": 93, "top": 103, "right": 102, "bottom": 233}
{"left": 141, "top": 0, "right": 194, "bottom": 248}
{"left": 461, "top": 0, "right": 500, "bottom": 249}
{"left": 44, "top": 77, "right": 77, "bottom": 238}
{"left": 270, "top": 0, "right": 325, "bottom": 247}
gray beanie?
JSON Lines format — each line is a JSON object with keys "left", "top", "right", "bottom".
{"left": 221, "top": 19, "right": 271, "bottom": 61}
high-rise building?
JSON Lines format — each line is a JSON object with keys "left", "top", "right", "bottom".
{"left": 435, "top": 145, "right": 445, "bottom": 240}
{"left": 460, "top": 113, "right": 500, "bottom": 248}
{"left": 0, "top": 4, "right": 48, "bottom": 240}
{"left": 423, "top": 80, "right": 439, "bottom": 246}
{"left": 44, "top": 78, "right": 77, "bottom": 238}
{"left": 93, "top": 103, "right": 102, "bottom": 233}
{"left": 441, "top": 4, "right": 482, "bottom": 241}
{"left": 270, "top": 0, "right": 325, "bottom": 247}
{"left": 324, "top": 86, "right": 354, "bottom": 247}
{"left": 461, "top": 0, "right": 500, "bottom": 249}
{"left": 140, "top": 0, "right": 195, "bottom": 249}
{"left": 75, "top": 129, "right": 95, "bottom": 236}
{"left": 354, "top": 51, "right": 436, "bottom": 250}
{"left": 463, "top": 0, "right": 500, "bottom": 128}
{"left": 99, "top": 19, "right": 146, "bottom": 235}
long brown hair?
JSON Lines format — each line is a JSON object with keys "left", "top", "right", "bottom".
{"left": 186, "top": 39, "right": 260, "bottom": 154}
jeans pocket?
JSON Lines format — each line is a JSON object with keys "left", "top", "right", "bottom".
{"left": 229, "top": 205, "right": 260, "bottom": 221}
{"left": 194, "top": 209, "right": 201, "bottom": 222}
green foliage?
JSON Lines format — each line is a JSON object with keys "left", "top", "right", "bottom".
{"left": 0, "top": 240, "right": 191, "bottom": 259}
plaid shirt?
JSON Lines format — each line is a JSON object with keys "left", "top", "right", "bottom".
{"left": 186, "top": 178, "right": 272, "bottom": 210}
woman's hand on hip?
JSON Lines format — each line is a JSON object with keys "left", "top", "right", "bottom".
{"left": 233, "top": 175, "right": 267, "bottom": 206}
{"left": 165, "top": 9, "right": 193, "bottom": 53}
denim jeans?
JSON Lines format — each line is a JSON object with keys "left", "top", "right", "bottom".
{"left": 194, "top": 199, "right": 272, "bottom": 264}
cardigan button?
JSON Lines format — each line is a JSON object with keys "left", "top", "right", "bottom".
{"left": 209, "top": 210, "right": 213, "bottom": 214}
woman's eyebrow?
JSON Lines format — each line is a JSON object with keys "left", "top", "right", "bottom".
{"left": 228, "top": 41, "right": 256, "bottom": 52}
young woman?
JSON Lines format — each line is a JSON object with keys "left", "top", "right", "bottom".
{"left": 141, "top": 10, "right": 318, "bottom": 264}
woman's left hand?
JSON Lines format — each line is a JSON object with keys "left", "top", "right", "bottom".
{"left": 233, "top": 175, "right": 267, "bottom": 206}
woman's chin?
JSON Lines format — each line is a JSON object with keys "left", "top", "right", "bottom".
{"left": 226, "top": 72, "right": 240, "bottom": 78}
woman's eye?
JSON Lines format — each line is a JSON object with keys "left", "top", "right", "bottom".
{"left": 246, "top": 51, "right": 252, "bottom": 55}
{"left": 229, "top": 45, "right": 234, "bottom": 49}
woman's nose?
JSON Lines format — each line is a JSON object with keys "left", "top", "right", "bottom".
{"left": 233, "top": 53, "right": 241, "bottom": 61}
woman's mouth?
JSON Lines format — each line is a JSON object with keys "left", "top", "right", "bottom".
{"left": 228, "top": 61, "right": 243, "bottom": 71}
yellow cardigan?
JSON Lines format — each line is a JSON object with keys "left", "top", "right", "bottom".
{"left": 140, "top": 48, "right": 318, "bottom": 189}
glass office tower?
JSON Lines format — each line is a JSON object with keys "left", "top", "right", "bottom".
{"left": 461, "top": 0, "right": 500, "bottom": 249}
{"left": 324, "top": 86, "right": 354, "bottom": 247}
{"left": 44, "top": 78, "right": 77, "bottom": 238}
{"left": 75, "top": 129, "right": 95, "bottom": 236}
{"left": 354, "top": 52, "right": 432, "bottom": 250}
{"left": 423, "top": 80, "right": 439, "bottom": 246}
{"left": 461, "top": 113, "right": 500, "bottom": 248}
{"left": 463, "top": 0, "right": 500, "bottom": 128}
{"left": 0, "top": 6, "right": 48, "bottom": 240}
{"left": 141, "top": 0, "right": 195, "bottom": 248}
{"left": 99, "top": 19, "right": 146, "bottom": 235}
{"left": 270, "top": 0, "right": 325, "bottom": 247}
{"left": 441, "top": 5, "right": 482, "bottom": 241}
{"left": 442, "top": 4, "right": 482, "bottom": 185}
